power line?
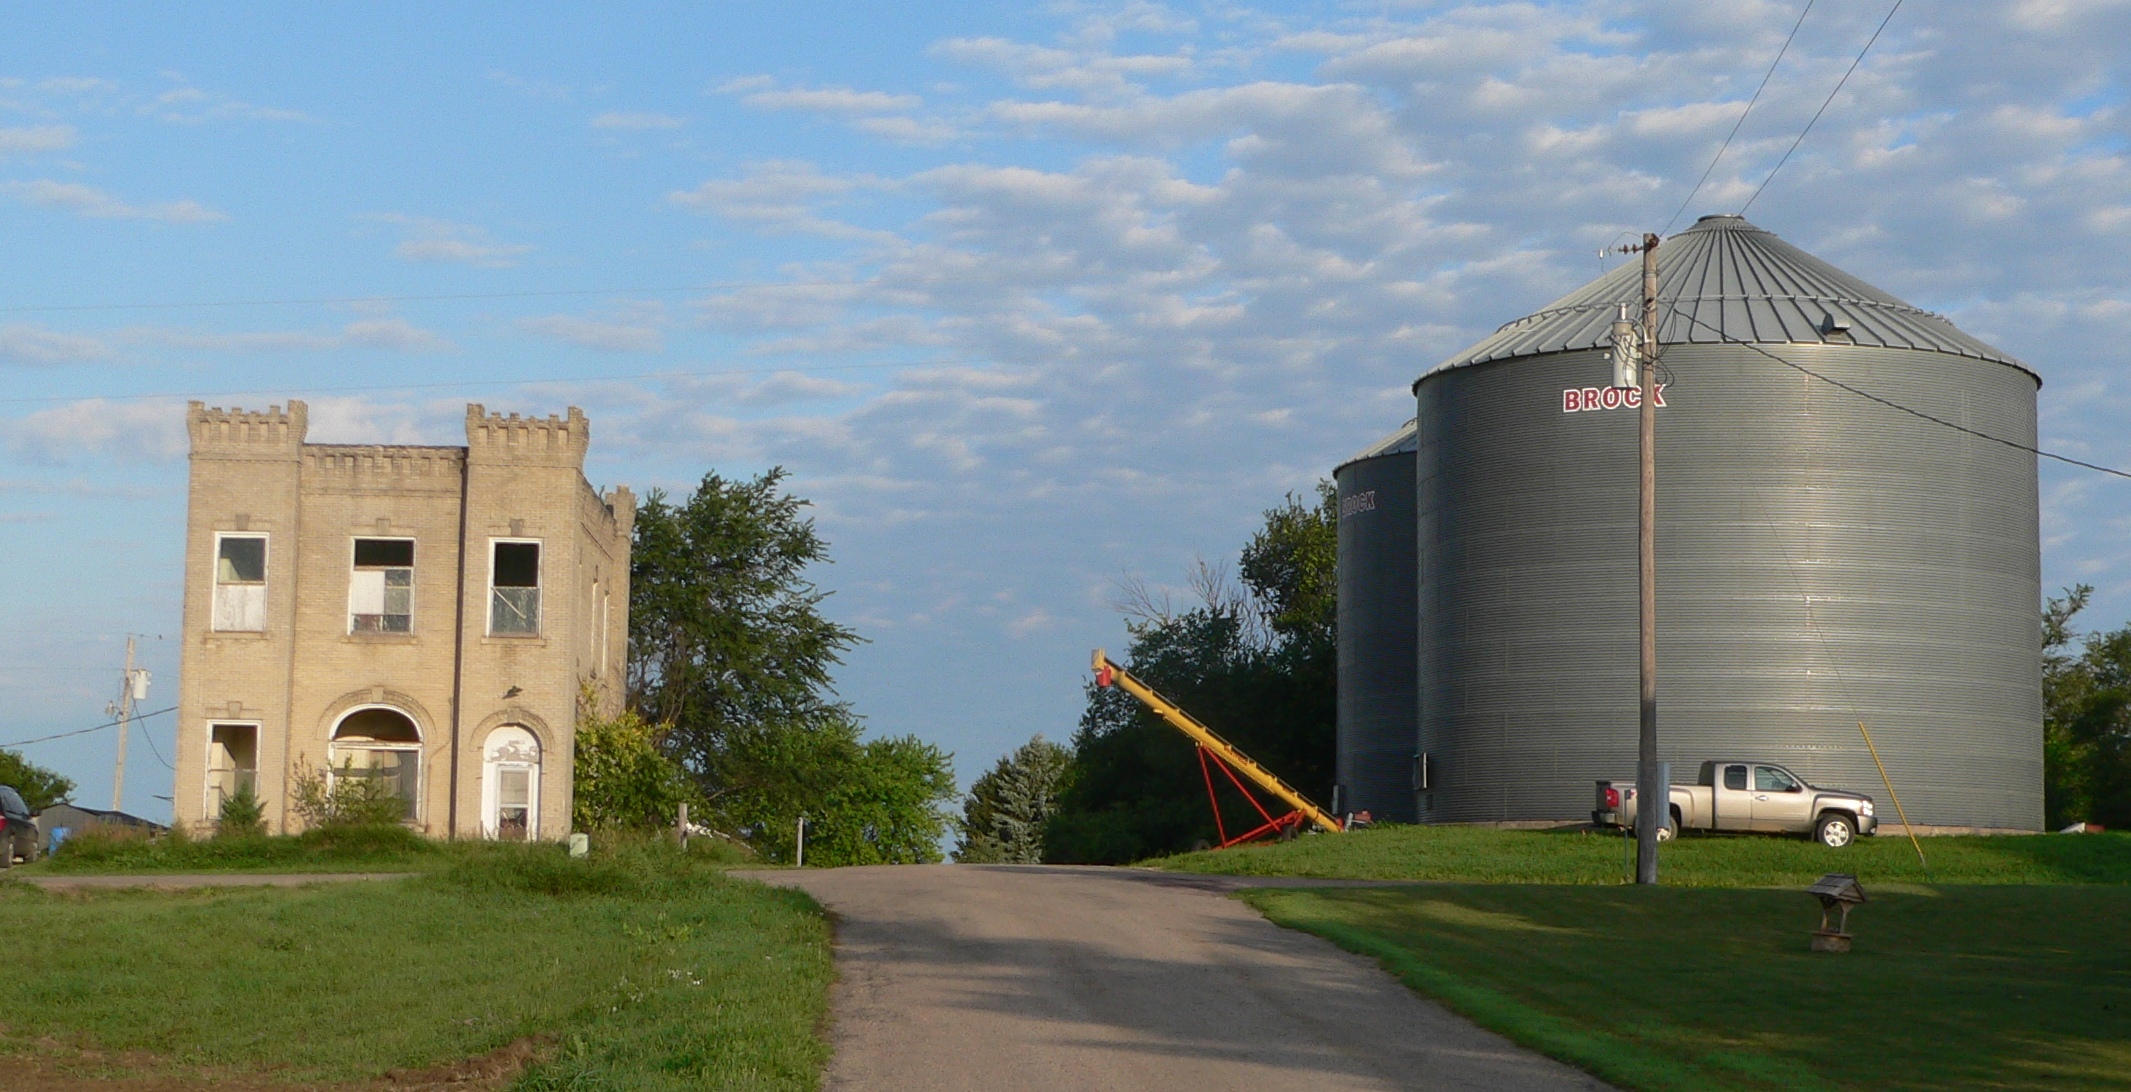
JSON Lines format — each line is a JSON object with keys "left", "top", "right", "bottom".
{"left": 0, "top": 279, "right": 875, "bottom": 316}
{"left": 1, "top": 706, "right": 176, "bottom": 750}
{"left": 1742, "top": 0, "right": 1906, "bottom": 215}
{"left": 0, "top": 355, "right": 1001, "bottom": 408}
{"left": 1669, "top": 309, "right": 2131, "bottom": 481}
{"left": 1662, "top": 0, "right": 1817, "bottom": 235}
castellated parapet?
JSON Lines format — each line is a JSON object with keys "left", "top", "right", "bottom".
{"left": 466, "top": 404, "right": 590, "bottom": 467}
{"left": 188, "top": 400, "right": 309, "bottom": 455}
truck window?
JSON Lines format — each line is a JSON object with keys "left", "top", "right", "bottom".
{"left": 1723, "top": 765, "right": 1747, "bottom": 791}
{"left": 1755, "top": 766, "right": 1801, "bottom": 793}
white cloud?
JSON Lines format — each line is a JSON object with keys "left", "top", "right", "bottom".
{"left": 520, "top": 313, "right": 664, "bottom": 353}
{"left": 740, "top": 86, "right": 922, "bottom": 113}
{"left": 139, "top": 80, "right": 310, "bottom": 123}
{"left": 5, "top": 399, "right": 187, "bottom": 464}
{"left": 368, "top": 213, "right": 534, "bottom": 268}
{"left": 2, "top": 180, "right": 226, "bottom": 223}
{"left": 124, "top": 319, "right": 449, "bottom": 354}
{"left": 591, "top": 111, "right": 686, "bottom": 130}
{"left": 0, "top": 126, "right": 77, "bottom": 154}
{"left": 0, "top": 324, "right": 106, "bottom": 365}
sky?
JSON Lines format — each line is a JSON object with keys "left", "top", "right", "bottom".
{"left": 2, "top": 0, "right": 2128, "bottom": 822}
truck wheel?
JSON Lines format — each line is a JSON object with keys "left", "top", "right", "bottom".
{"left": 1654, "top": 815, "right": 1677, "bottom": 842}
{"left": 1816, "top": 813, "right": 1856, "bottom": 848}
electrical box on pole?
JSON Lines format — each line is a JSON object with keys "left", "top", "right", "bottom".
{"left": 1610, "top": 303, "right": 1639, "bottom": 390}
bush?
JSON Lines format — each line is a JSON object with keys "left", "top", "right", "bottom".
{"left": 216, "top": 783, "right": 267, "bottom": 839}
{"left": 574, "top": 687, "right": 697, "bottom": 832}
{"left": 290, "top": 756, "right": 411, "bottom": 829}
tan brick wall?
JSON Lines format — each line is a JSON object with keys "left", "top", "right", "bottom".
{"left": 174, "top": 400, "right": 631, "bottom": 841}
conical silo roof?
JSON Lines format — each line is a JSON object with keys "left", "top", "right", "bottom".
{"left": 1422, "top": 214, "right": 2031, "bottom": 381}
{"left": 1334, "top": 418, "right": 1417, "bottom": 473}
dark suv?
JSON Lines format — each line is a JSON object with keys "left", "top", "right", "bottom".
{"left": 0, "top": 785, "right": 34, "bottom": 868}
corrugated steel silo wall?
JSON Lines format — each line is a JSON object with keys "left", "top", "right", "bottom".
{"left": 1337, "top": 451, "right": 1419, "bottom": 821}
{"left": 1415, "top": 344, "right": 2041, "bottom": 829}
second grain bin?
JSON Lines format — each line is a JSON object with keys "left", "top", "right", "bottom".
{"left": 1335, "top": 421, "right": 1419, "bottom": 822}
{"left": 1413, "top": 215, "right": 2042, "bottom": 831}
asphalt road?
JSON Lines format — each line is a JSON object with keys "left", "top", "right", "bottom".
{"left": 740, "top": 864, "right": 1611, "bottom": 1092}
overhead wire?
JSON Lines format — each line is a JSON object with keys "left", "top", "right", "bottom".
{"left": 1741, "top": 0, "right": 1907, "bottom": 215}
{"left": 0, "top": 355, "right": 1001, "bottom": 407}
{"left": 1, "top": 706, "right": 176, "bottom": 749}
{"left": 1662, "top": 0, "right": 1817, "bottom": 235}
{"left": 0, "top": 278, "right": 876, "bottom": 315}
{"left": 1665, "top": 308, "right": 2131, "bottom": 480}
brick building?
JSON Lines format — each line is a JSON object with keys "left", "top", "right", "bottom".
{"left": 172, "top": 400, "right": 633, "bottom": 840}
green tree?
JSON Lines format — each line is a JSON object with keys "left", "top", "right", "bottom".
{"left": 573, "top": 687, "right": 697, "bottom": 831}
{"left": 626, "top": 467, "right": 955, "bottom": 862}
{"left": 715, "top": 718, "right": 956, "bottom": 865}
{"left": 1046, "top": 485, "right": 1339, "bottom": 863}
{"left": 2043, "top": 584, "right": 2131, "bottom": 828}
{"left": 955, "top": 734, "right": 1071, "bottom": 863}
{"left": 0, "top": 747, "right": 74, "bottom": 811}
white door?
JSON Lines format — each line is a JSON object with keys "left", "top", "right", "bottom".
{"left": 481, "top": 726, "right": 541, "bottom": 840}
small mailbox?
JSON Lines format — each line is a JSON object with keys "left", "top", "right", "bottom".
{"left": 1807, "top": 873, "right": 1867, "bottom": 952}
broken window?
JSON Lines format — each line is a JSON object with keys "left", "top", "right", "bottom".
{"left": 212, "top": 535, "right": 268, "bottom": 632}
{"left": 349, "top": 538, "right": 415, "bottom": 633}
{"left": 206, "top": 723, "right": 258, "bottom": 813}
{"left": 490, "top": 541, "right": 541, "bottom": 635}
{"left": 330, "top": 708, "right": 422, "bottom": 822}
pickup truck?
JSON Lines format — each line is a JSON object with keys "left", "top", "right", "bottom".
{"left": 1593, "top": 761, "right": 1878, "bottom": 847}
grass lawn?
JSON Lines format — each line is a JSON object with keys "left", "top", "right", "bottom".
{"left": 1246, "top": 883, "right": 2131, "bottom": 1091}
{"left": 0, "top": 841, "right": 830, "bottom": 1090}
{"left": 1149, "top": 823, "right": 2131, "bottom": 887}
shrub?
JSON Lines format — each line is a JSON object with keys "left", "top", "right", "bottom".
{"left": 216, "top": 783, "right": 267, "bottom": 839}
{"left": 290, "top": 756, "right": 410, "bottom": 829}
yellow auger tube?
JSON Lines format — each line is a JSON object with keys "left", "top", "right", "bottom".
{"left": 1093, "top": 649, "right": 1344, "bottom": 835}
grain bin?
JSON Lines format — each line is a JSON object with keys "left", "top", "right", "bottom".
{"left": 1412, "top": 215, "right": 2041, "bottom": 830}
{"left": 1335, "top": 421, "right": 1419, "bottom": 822}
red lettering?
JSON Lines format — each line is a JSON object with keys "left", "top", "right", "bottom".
{"left": 1562, "top": 389, "right": 1580, "bottom": 412}
{"left": 1600, "top": 386, "right": 1624, "bottom": 410}
{"left": 1653, "top": 382, "right": 1667, "bottom": 407}
{"left": 1580, "top": 387, "right": 1602, "bottom": 412}
{"left": 1624, "top": 386, "right": 1642, "bottom": 408}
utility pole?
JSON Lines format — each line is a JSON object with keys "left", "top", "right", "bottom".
{"left": 108, "top": 635, "right": 149, "bottom": 813}
{"left": 1632, "top": 232, "right": 1662, "bottom": 885}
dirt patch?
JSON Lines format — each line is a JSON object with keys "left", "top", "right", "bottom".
{"left": 0, "top": 1035, "right": 552, "bottom": 1091}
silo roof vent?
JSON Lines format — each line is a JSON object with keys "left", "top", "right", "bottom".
{"left": 1423, "top": 215, "right": 2029, "bottom": 381}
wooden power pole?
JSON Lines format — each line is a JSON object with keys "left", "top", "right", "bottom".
{"left": 1633, "top": 233, "right": 1662, "bottom": 885}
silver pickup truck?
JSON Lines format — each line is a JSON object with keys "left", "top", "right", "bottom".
{"left": 1594, "top": 761, "right": 1878, "bottom": 847}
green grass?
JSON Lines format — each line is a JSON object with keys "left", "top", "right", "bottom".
{"left": 1246, "top": 884, "right": 2131, "bottom": 1091}
{"left": 0, "top": 840, "right": 829, "bottom": 1090}
{"left": 1149, "top": 823, "right": 2131, "bottom": 886}
{"left": 25, "top": 822, "right": 756, "bottom": 875}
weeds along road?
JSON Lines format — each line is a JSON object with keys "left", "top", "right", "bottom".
{"left": 738, "top": 864, "right": 1611, "bottom": 1092}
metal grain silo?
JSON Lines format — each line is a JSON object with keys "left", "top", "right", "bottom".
{"left": 1336, "top": 421, "right": 1419, "bottom": 822}
{"left": 1414, "top": 215, "right": 2041, "bottom": 831}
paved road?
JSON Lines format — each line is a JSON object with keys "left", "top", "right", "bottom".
{"left": 739, "top": 864, "right": 1611, "bottom": 1092}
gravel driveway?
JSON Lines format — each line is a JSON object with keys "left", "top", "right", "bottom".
{"left": 739, "top": 864, "right": 1611, "bottom": 1092}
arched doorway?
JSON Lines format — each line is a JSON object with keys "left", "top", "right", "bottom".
{"left": 329, "top": 707, "right": 422, "bottom": 821}
{"left": 481, "top": 726, "right": 541, "bottom": 840}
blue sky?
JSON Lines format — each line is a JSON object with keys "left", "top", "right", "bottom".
{"left": 3, "top": 1, "right": 2128, "bottom": 820}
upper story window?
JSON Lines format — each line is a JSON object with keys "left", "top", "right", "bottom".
{"left": 212, "top": 534, "right": 267, "bottom": 632}
{"left": 350, "top": 538, "right": 414, "bottom": 633}
{"left": 490, "top": 540, "right": 541, "bottom": 635}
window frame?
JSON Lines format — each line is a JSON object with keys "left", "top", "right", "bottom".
{"left": 327, "top": 705, "right": 425, "bottom": 824}
{"left": 347, "top": 536, "right": 417, "bottom": 635}
{"left": 210, "top": 532, "right": 270, "bottom": 632}
{"left": 202, "top": 720, "right": 262, "bottom": 821}
{"left": 486, "top": 537, "right": 544, "bottom": 637}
